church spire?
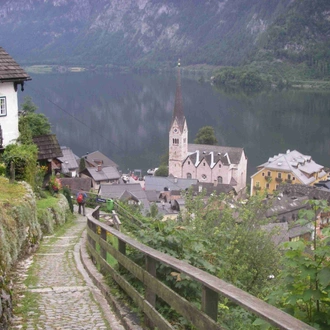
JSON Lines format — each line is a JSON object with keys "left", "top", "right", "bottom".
{"left": 171, "top": 59, "right": 185, "bottom": 131}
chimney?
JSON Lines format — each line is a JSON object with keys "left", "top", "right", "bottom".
{"left": 97, "top": 165, "right": 102, "bottom": 172}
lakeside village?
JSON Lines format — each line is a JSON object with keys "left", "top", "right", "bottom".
{"left": 1, "top": 46, "right": 330, "bottom": 245}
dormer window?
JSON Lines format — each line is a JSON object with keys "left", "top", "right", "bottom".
{"left": 0, "top": 97, "right": 6, "bottom": 116}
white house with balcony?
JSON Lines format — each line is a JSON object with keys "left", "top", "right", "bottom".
{"left": 0, "top": 47, "right": 31, "bottom": 148}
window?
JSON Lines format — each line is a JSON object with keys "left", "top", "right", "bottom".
{"left": 266, "top": 183, "right": 270, "bottom": 189}
{"left": 276, "top": 184, "right": 279, "bottom": 189}
{"left": 203, "top": 162, "right": 206, "bottom": 166}
{"left": 278, "top": 173, "right": 282, "bottom": 179}
{"left": 256, "top": 181, "right": 260, "bottom": 187}
{"left": 268, "top": 171, "right": 271, "bottom": 176}
{"left": 219, "top": 164, "right": 221, "bottom": 168}
{"left": 293, "top": 177, "right": 295, "bottom": 181}
{"left": 218, "top": 176, "right": 223, "bottom": 184}
{"left": 288, "top": 174, "right": 291, "bottom": 180}
{"left": 188, "top": 161, "right": 190, "bottom": 165}
{"left": 202, "top": 174, "right": 207, "bottom": 180}
{"left": 0, "top": 97, "right": 6, "bottom": 116}
{"left": 187, "top": 173, "right": 192, "bottom": 179}
{"left": 173, "top": 138, "right": 179, "bottom": 145}
{"left": 262, "top": 172, "right": 265, "bottom": 176}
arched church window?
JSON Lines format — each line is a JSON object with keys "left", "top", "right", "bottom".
{"left": 187, "top": 173, "right": 192, "bottom": 179}
{"left": 217, "top": 176, "right": 223, "bottom": 184}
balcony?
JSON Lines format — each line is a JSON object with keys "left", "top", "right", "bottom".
{"left": 264, "top": 175, "right": 272, "bottom": 182}
{"left": 254, "top": 186, "right": 261, "bottom": 191}
{"left": 285, "top": 179, "right": 292, "bottom": 184}
{"left": 275, "top": 177, "right": 283, "bottom": 183}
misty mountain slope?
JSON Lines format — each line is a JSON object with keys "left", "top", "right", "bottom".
{"left": 0, "top": 0, "right": 294, "bottom": 67}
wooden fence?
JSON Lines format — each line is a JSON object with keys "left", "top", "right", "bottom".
{"left": 86, "top": 206, "right": 314, "bottom": 330}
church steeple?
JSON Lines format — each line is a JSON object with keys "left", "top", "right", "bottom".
{"left": 171, "top": 59, "right": 185, "bottom": 132}
{"left": 168, "top": 59, "right": 188, "bottom": 178}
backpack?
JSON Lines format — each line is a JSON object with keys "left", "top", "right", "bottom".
{"left": 77, "top": 193, "right": 84, "bottom": 204}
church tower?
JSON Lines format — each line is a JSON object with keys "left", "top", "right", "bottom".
{"left": 168, "top": 60, "right": 188, "bottom": 178}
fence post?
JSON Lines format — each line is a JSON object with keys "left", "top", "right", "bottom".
{"left": 118, "top": 238, "right": 126, "bottom": 273}
{"left": 9, "top": 161, "right": 15, "bottom": 183}
{"left": 201, "top": 285, "right": 218, "bottom": 322}
{"left": 100, "top": 228, "right": 107, "bottom": 273}
{"left": 145, "top": 256, "right": 156, "bottom": 329}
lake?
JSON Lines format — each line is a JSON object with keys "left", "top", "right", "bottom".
{"left": 19, "top": 71, "right": 330, "bottom": 181}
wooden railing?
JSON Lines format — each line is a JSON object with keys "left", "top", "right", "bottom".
{"left": 86, "top": 206, "right": 314, "bottom": 330}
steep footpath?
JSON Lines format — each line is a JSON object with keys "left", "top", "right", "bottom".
{"left": 9, "top": 209, "right": 124, "bottom": 330}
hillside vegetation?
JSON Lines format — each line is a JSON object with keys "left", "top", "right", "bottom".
{"left": 1, "top": 0, "right": 329, "bottom": 81}
{"left": 250, "top": 0, "right": 330, "bottom": 80}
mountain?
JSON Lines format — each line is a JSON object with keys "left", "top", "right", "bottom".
{"left": 0, "top": 0, "right": 329, "bottom": 76}
{"left": 0, "top": 0, "right": 293, "bottom": 68}
{"left": 251, "top": 0, "right": 330, "bottom": 80}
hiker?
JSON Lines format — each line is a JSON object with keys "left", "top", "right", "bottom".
{"left": 76, "top": 190, "right": 87, "bottom": 216}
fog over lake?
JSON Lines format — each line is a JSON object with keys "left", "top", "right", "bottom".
{"left": 19, "top": 71, "right": 330, "bottom": 180}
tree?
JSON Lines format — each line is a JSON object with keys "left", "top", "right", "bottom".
{"left": 3, "top": 144, "right": 38, "bottom": 187}
{"left": 120, "top": 191, "right": 281, "bottom": 328}
{"left": 194, "top": 126, "right": 218, "bottom": 145}
{"left": 268, "top": 200, "right": 330, "bottom": 329}
{"left": 183, "top": 191, "right": 280, "bottom": 296}
{"left": 19, "top": 113, "right": 51, "bottom": 137}
{"left": 21, "top": 96, "right": 38, "bottom": 114}
{"left": 155, "top": 165, "right": 168, "bottom": 177}
{"left": 18, "top": 97, "right": 51, "bottom": 138}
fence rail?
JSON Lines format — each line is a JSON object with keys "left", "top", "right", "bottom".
{"left": 86, "top": 206, "right": 314, "bottom": 330}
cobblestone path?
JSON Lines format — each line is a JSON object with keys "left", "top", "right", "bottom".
{"left": 10, "top": 209, "right": 125, "bottom": 330}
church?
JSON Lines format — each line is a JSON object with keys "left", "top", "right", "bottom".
{"left": 168, "top": 65, "right": 247, "bottom": 196}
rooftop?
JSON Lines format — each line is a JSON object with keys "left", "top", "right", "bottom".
{"left": 256, "top": 149, "right": 325, "bottom": 185}
{"left": 0, "top": 47, "right": 31, "bottom": 82}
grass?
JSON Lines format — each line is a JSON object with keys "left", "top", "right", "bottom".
{"left": 0, "top": 177, "right": 26, "bottom": 205}
{"left": 36, "top": 195, "right": 60, "bottom": 209}
{"left": 12, "top": 291, "right": 41, "bottom": 329}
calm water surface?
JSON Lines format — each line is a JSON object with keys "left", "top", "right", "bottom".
{"left": 19, "top": 71, "right": 330, "bottom": 180}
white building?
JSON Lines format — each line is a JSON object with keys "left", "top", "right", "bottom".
{"left": 0, "top": 47, "right": 31, "bottom": 148}
{"left": 168, "top": 67, "right": 247, "bottom": 195}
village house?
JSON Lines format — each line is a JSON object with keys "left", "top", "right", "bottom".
{"left": 79, "top": 150, "right": 120, "bottom": 190}
{"left": 81, "top": 150, "right": 118, "bottom": 169}
{"left": 99, "top": 183, "right": 151, "bottom": 214}
{"left": 0, "top": 46, "right": 31, "bottom": 148}
{"left": 58, "top": 146, "right": 79, "bottom": 177}
{"left": 168, "top": 65, "right": 247, "bottom": 196}
{"left": 32, "top": 134, "right": 63, "bottom": 174}
{"left": 251, "top": 149, "right": 327, "bottom": 196}
{"left": 80, "top": 165, "right": 120, "bottom": 191}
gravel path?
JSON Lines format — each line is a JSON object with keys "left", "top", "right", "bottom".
{"left": 10, "top": 207, "right": 125, "bottom": 330}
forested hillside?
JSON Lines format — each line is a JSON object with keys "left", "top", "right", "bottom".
{"left": 0, "top": 0, "right": 291, "bottom": 68}
{"left": 0, "top": 0, "right": 329, "bottom": 79}
{"left": 251, "top": 0, "right": 330, "bottom": 80}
